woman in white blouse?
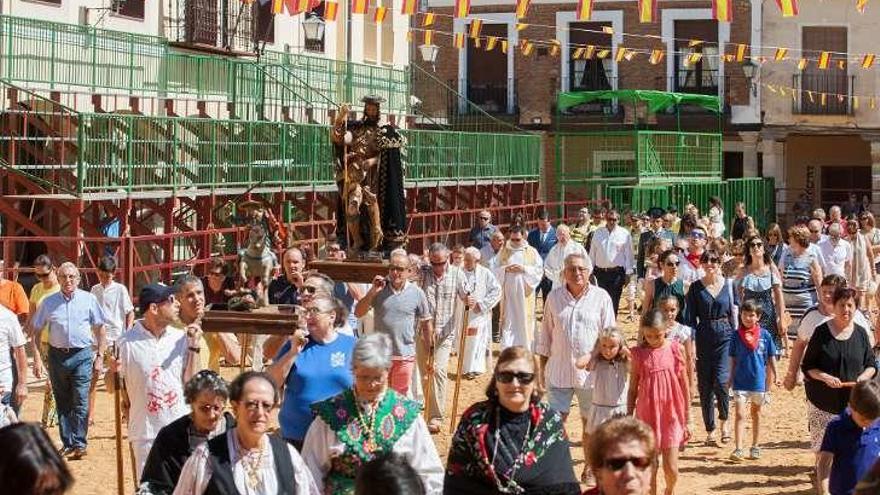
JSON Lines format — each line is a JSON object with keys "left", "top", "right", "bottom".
{"left": 173, "top": 371, "right": 319, "bottom": 495}
{"left": 301, "top": 333, "right": 444, "bottom": 494}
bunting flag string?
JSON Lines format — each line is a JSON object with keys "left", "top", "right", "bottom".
{"left": 774, "top": 48, "right": 788, "bottom": 61}
{"left": 374, "top": 6, "right": 388, "bottom": 23}
{"left": 863, "top": 53, "right": 876, "bottom": 69}
{"left": 818, "top": 51, "right": 831, "bottom": 69}
{"left": 454, "top": 0, "right": 470, "bottom": 19}
{"left": 423, "top": 13, "right": 435, "bottom": 26}
{"left": 713, "top": 0, "right": 733, "bottom": 22}
{"left": 352, "top": 0, "right": 368, "bottom": 14}
{"left": 516, "top": 0, "right": 531, "bottom": 19}
{"left": 501, "top": 40, "right": 509, "bottom": 53}
{"left": 576, "top": 0, "right": 593, "bottom": 20}
{"left": 649, "top": 49, "right": 665, "bottom": 64}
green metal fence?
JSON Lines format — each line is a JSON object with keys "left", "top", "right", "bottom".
{"left": 70, "top": 114, "right": 541, "bottom": 195}
{"left": 0, "top": 15, "right": 409, "bottom": 112}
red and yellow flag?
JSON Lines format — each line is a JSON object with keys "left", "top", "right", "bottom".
{"left": 858, "top": 0, "right": 869, "bottom": 13}
{"left": 550, "top": 40, "right": 561, "bottom": 57}
{"left": 577, "top": 0, "right": 593, "bottom": 20}
{"left": 401, "top": 0, "right": 418, "bottom": 15}
{"left": 735, "top": 43, "right": 746, "bottom": 62}
{"left": 818, "top": 51, "right": 831, "bottom": 69}
{"left": 584, "top": 45, "right": 595, "bottom": 59}
{"left": 422, "top": 13, "right": 435, "bottom": 26}
{"left": 774, "top": 48, "right": 788, "bottom": 61}
{"left": 521, "top": 41, "right": 534, "bottom": 56}
{"left": 639, "top": 0, "right": 656, "bottom": 22}
{"left": 862, "top": 53, "right": 876, "bottom": 69}
{"left": 352, "top": 0, "right": 369, "bottom": 14}
{"left": 516, "top": 0, "right": 531, "bottom": 19}
{"left": 454, "top": 0, "right": 470, "bottom": 18}
{"left": 454, "top": 33, "right": 465, "bottom": 49}
{"left": 423, "top": 30, "right": 433, "bottom": 45}
{"left": 615, "top": 47, "right": 628, "bottom": 62}
{"left": 596, "top": 48, "right": 610, "bottom": 59}
{"left": 501, "top": 40, "right": 509, "bottom": 53}
{"left": 469, "top": 19, "right": 482, "bottom": 38}
{"left": 797, "top": 58, "right": 807, "bottom": 70}
{"left": 324, "top": 1, "right": 338, "bottom": 20}
{"left": 713, "top": 0, "right": 733, "bottom": 22}
{"left": 776, "top": 0, "right": 798, "bottom": 17}
{"left": 486, "top": 36, "right": 497, "bottom": 51}
{"left": 374, "top": 6, "right": 388, "bottom": 22}
{"left": 573, "top": 47, "right": 585, "bottom": 59}
{"left": 649, "top": 49, "right": 665, "bottom": 65}
{"left": 272, "top": 0, "right": 284, "bottom": 14}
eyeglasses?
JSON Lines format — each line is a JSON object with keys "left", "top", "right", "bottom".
{"left": 302, "top": 286, "right": 318, "bottom": 294}
{"left": 35, "top": 272, "right": 52, "bottom": 279}
{"left": 690, "top": 232, "right": 707, "bottom": 239}
{"left": 305, "top": 307, "right": 331, "bottom": 316}
{"left": 603, "top": 456, "right": 652, "bottom": 471}
{"left": 664, "top": 261, "right": 681, "bottom": 267}
{"left": 748, "top": 242, "right": 763, "bottom": 249}
{"left": 242, "top": 400, "right": 275, "bottom": 412}
{"left": 495, "top": 371, "right": 535, "bottom": 385}
{"left": 196, "top": 403, "right": 224, "bottom": 414}
{"left": 430, "top": 261, "right": 448, "bottom": 267}
{"left": 58, "top": 274, "right": 79, "bottom": 280}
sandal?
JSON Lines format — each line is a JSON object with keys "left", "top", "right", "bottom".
{"left": 749, "top": 446, "right": 762, "bottom": 459}
{"left": 729, "top": 449, "right": 746, "bottom": 462}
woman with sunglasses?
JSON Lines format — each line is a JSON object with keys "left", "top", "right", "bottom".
{"left": 683, "top": 250, "right": 736, "bottom": 446}
{"left": 175, "top": 371, "right": 319, "bottom": 495}
{"left": 303, "top": 333, "right": 443, "bottom": 494}
{"left": 737, "top": 235, "right": 787, "bottom": 356}
{"left": 642, "top": 249, "right": 685, "bottom": 320}
{"left": 764, "top": 223, "right": 785, "bottom": 267}
{"left": 267, "top": 294, "right": 356, "bottom": 451}
{"left": 583, "top": 417, "right": 656, "bottom": 495}
{"left": 444, "top": 346, "right": 580, "bottom": 495}
{"left": 139, "top": 370, "right": 235, "bottom": 495}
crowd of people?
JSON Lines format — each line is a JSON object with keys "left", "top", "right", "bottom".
{"left": 3, "top": 199, "right": 880, "bottom": 495}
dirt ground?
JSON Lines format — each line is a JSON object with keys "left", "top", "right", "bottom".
{"left": 20, "top": 314, "right": 816, "bottom": 495}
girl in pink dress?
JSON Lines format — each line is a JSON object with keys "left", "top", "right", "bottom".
{"left": 627, "top": 308, "right": 690, "bottom": 495}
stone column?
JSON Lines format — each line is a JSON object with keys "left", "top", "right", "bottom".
{"left": 740, "top": 131, "right": 759, "bottom": 177}
{"left": 761, "top": 138, "right": 786, "bottom": 222}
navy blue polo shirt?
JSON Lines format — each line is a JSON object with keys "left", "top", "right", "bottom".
{"left": 822, "top": 409, "right": 880, "bottom": 495}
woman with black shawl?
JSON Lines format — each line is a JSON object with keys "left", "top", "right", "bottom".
{"left": 137, "top": 370, "right": 234, "bottom": 495}
{"left": 444, "top": 346, "right": 581, "bottom": 495}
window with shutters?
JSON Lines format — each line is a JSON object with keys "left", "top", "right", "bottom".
{"left": 115, "top": 0, "right": 145, "bottom": 19}
{"left": 797, "top": 26, "right": 851, "bottom": 115}
{"left": 253, "top": 0, "right": 275, "bottom": 44}
{"left": 568, "top": 22, "right": 613, "bottom": 92}
{"left": 673, "top": 20, "right": 719, "bottom": 95}
{"left": 465, "top": 23, "right": 511, "bottom": 114}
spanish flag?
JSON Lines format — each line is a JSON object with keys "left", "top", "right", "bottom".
{"left": 774, "top": 48, "right": 788, "bottom": 61}
{"left": 797, "top": 58, "right": 807, "bottom": 70}
{"left": 423, "top": 13, "right": 435, "bottom": 26}
{"left": 573, "top": 47, "right": 585, "bottom": 59}
{"left": 584, "top": 45, "right": 595, "bottom": 59}
{"left": 454, "top": 32, "right": 465, "bottom": 49}
{"left": 273, "top": 0, "right": 283, "bottom": 14}
{"left": 818, "top": 51, "right": 831, "bottom": 69}
{"left": 596, "top": 48, "right": 610, "bottom": 59}
{"left": 713, "top": 0, "right": 732, "bottom": 22}
{"left": 639, "top": 0, "right": 656, "bottom": 23}
{"left": 324, "top": 2, "right": 338, "bottom": 20}
{"left": 736, "top": 43, "right": 746, "bottom": 62}
{"left": 521, "top": 41, "right": 534, "bottom": 56}
{"left": 863, "top": 53, "right": 875, "bottom": 69}
{"left": 374, "top": 6, "right": 388, "bottom": 22}
{"left": 577, "top": 0, "right": 593, "bottom": 20}
{"left": 550, "top": 41, "right": 561, "bottom": 57}
{"left": 649, "top": 49, "right": 665, "bottom": 65}
{"left": 401, "top": 0, "right": 418, "bottom": 15}
{"left": 501, "top": 40, "right": 508, "bottom": 53}
{"left": 454, "top": 0, "right": 470, "bottom": 18}
{"left": 615, "top": 47, "right": 628, "bottom": 62}
{"left": 516, "top": 0, "right": 531, "bottom": 19}
{"left": 469, "top": 20, "right": 482, "bottom": 38}
{"left": 858, "top": 0, "right": 869, "bottom": 13}
{"left": 776, "top": 0, "right": 798, "bottom": 17}
{"left": 486, "top": 36, "right": 497, "bottom": 51}
{"left": 352, "top": 0, "right": 369, "bottom": 14}
{"left": 423, "top": 30, "right": 433, "bottom": 45}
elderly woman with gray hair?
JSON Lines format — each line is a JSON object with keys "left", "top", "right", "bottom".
{"left": 301, "top": 333, "right": 444, "bottom": 494}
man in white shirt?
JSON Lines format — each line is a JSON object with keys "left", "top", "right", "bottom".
{"left": 492, "top": 226, "right": 544, "bottom": 350}
{"left": 117, "top": 283, "right": 203, "bottom": 479}
{"left": 480, "top": 230, "right": 505, "bottom": 268}
{"left": 0, "top": 304, "right": 27, "bottom": 414}
{"left": 544, "top": 224, "right": 589, "bottom": 290}
{"left": 817, "top": 223, "right": 853, "bottom": 279}
{"left": 588, "top": 209, "right": 634, "bottom": 315}
{"left": 535, "top": 251, "right": 615, "bottom": 481}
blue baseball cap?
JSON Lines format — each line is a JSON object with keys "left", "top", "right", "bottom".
{"left": 139, "top": 283, "right": 175, "bottom": 312}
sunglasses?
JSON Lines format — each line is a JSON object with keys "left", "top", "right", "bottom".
{"left": 430, "top": 261, "right": 448, "bottom": 267}
{"left": 495, "top": 371, "right": 535, "bottom": 385}
{"left": 35, "top": 272, "right": 52, "bottom": 279}
{"left": 748, "top": 242, "right": 763, "bottom": 249}
{"left": 704, "top": 257, "right": 721, "bottom": 264}
{"left": 302, "top": 286, "right": 318, "bottom": 294}
{"left": 604, "top": 456, "right": 652, "bottom": 471}
{"left": 664, "top": 261, "right": 681, "bottom": 267}
{"left": 690, "top": 232, "right": 707, "bottom": 239}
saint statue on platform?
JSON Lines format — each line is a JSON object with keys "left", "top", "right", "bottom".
{"left": 331, "top": 95, "right": 407, "bottom": 255}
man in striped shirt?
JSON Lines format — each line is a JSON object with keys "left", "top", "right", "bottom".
{"left": 536, "top": 251, "right": 615, "bottom": 482}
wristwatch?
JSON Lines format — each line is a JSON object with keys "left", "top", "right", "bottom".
{"left": 188, "top": 346, "right": 201, "bottom": 353}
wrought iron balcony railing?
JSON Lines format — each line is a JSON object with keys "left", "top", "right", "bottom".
{"left": 792, "top": 73, "right": 855, "bottom": 115}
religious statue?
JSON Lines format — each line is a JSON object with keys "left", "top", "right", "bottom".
{"left": 331, "top": 95, "right": 407, "bottom": 255}
{"left": 237, "top": 224, "right": 277, "bottom": 307}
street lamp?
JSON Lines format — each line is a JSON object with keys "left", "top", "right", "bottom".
{"left": 302, "top": 15, "right": 326, "bottom": 47}
{"left": 419, "top": 43, "right": 439, "bottom": 71}
{"left": 741, "top": 59, "right": 758, "bottom": 96}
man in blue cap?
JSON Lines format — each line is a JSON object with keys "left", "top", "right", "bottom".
{"left": 115, "top": 283, "right": 204, "bottom": 481}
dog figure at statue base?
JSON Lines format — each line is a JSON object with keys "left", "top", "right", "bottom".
{"left": 238, "top": 224, "right": 277, "bottom": 307}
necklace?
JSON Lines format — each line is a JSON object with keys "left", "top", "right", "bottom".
{"left": 236, "top": 435, "right": 266, "bottom": 491}
{"left": 355, "top": 397, "right": 382, "bottom": 452}
{"left": 489, "top": 406, "right": 533, "bottom": 494}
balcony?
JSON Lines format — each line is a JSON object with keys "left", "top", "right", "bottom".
{"left": 792, "top": 74, "right": 855, "bottom": 116}
{"left": 165, "top": 0, "right": 258, "bottom": 54}
{"left": 449, "top": 78, "right": 517, "bottom": 116}
{"left": 653, "top": 73, "right": 731, "bottom": 113}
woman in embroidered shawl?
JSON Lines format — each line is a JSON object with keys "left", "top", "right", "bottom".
{"left": 444, "top": 346, "right": 581, "bottom": 495}
{"left": 301, "top": 333, "right": 444, "bottom": 495}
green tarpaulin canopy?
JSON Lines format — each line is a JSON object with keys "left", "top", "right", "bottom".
{"left": 557, "top": 90, "right": 722, "bottom": 114}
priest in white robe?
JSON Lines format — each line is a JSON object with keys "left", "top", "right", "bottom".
{"left": 491, "top": 225, "right": 543, "bottom": 350}
{"left": 544, "top": 223, "right": 590, "bottom": 290}
{"left": 458, "top": 247, "right": 502, "bottom": 376}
